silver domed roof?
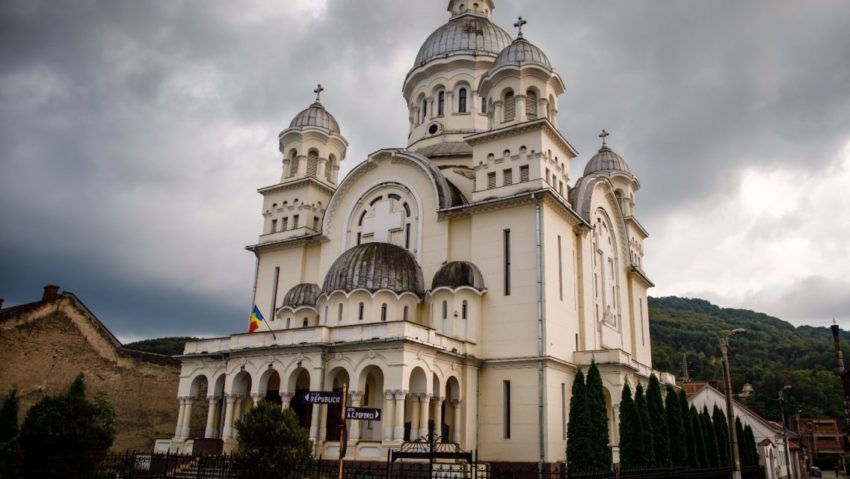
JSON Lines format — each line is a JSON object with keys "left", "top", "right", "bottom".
{"left": 289, "top": 102, "right": 340, "bottom": 134}
{"left": 282, "top": 283, "right": 321, "bottom": 309}
{"left": 322, "top": 243, "right": 425, "bottom": 295}
{"left": 584, "top": 145, "right": 632, "bottom": 176}
{"left": 494, "top": 37, "right": 551, "bottom": 69}
{"left": 414, "top": 14, "right": 512, "bottom": 68}
{"left": 432, "top": 261, "right": 485, "bottom": 291}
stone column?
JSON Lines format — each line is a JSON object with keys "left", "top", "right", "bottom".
{"left": 393, "top": 390, "right": 407, "bottom": 441}
{"left": 348, "top": 391, "right": 362, "bottom": 442}
{"left": 446, "top": 91, "right": 454, "bottom": 115}
{"left": 221, "top": 395, "right": 236, "bottom": 439}
{"left": 425, "top": 98, "right": 434, "bottom": 120}
{"left": 180, "top": 397, "right": 194, "bottom": 438}
{"left": 252, "top": 393, "right": 262, "bottom": 407}
{"left": 434, "top": 396, "right": 445, "bottom": 441}
{"left": 174, "top": 397, "right": 187, "bottom": 438}
{"left": 409, "top": 393, "right": 421, "bottom": 440}
{"left": 317, "top": 157, "right": 328, "bottom": 182}
{"left": 419, "top": 394, "right": 432, "bottom": 439}
{"left": 309, "top": 405, "right": 321, "bottom": 443}
{"left": 494, "top": 101, "right": 503, "bottom": 127}
{"left": 204, "top": 396, "right": 219, "bottom": 438}
{"left": 516, "top": 95, "right": 528, "bottom": 122}
{"left": 280, "top": 392, "right": 294, "bottom": 410}
{"left": 383, "top": 390, "right": 395, "bottom": 442}
{"left": 452, "top": 399, "right": 462, "bottom": 444}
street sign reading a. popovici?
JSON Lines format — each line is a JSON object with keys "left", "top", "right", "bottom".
{"left": 345, "top": 407, "right": 381, "bottom": 421}
{"left": 303, "top": 391, "right": 342, "bottom": 404}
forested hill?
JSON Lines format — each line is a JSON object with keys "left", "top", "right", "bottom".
{"left": 124, "top": 297, "right": 849, "bottom": 422}
{"left": 649, "top": 296, "right": 848, "bottom": 421}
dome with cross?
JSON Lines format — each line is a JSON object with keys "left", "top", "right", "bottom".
{"left": 288, "top": 84, "right": 341, "bottom": 134}
{"left": 584, "top": 130, "right": 632, "bottom": 176}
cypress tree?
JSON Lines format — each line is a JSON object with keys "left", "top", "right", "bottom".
{"left": 700, "top": 407, "right": 719, "bottom": 467}
{"left": 735, "top": 417, "right": 747, "bottom": 467}
{"left": 585, "top": 362, "right": 612, "bottom": 470}
{"left": 665, "top": 386, "right": 687, "bottom": 467}
{"left": 646, "top": 375, "right": 670, "bottom": 467}
{"left": 689, "top": 406, "right": 708, "bottom": 468}
{"left": 680, "top": 390, "right": 700, "bottom": 469}
{"left": 0, "top": 389, "right": 19, "bottom": 443}
{"left": 712, "top": 406, "right": 730, "bottom": 467}
{"left": 744, "top": 425, "right": 758, "bottom": 467}
{"left": 635, "top": 384, "right": 655, "bottom": 467}
{"left": 618, "top": 382, "right": 640, "bottom": 470}
{"left": 567, "top": 370, "right": 590, "bottom": 473}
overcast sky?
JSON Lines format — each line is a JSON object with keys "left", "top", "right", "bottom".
{"left": 2, "top": 0, "right": 849, "bottom": 341}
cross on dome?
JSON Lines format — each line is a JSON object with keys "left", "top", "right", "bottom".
{"left": 314, "top": 84, "right": 324, "bottom": 102}
{"left": 599, "top": 129, "right": 610, "bottom": 146}
{"left": 514, "top": 16, "right": 527, "bottom": 38}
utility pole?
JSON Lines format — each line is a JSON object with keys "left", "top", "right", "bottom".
{"left": 830, "top": 321, "right": 850, "bottom": 473}
{"left": 721, "top": 328, "right": 746, "bottom": 479}
{"left": 779, "top": 385, "right": 793, "bottom": 479}
{"left": 338, "top": 383, "right": 347, "bottom": 479}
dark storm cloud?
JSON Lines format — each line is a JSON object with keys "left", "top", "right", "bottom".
{"left": 1, "top": 0, "right": 849, "bottom": 338}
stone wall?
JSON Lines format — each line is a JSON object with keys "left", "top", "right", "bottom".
{"left": 0, "top": 290, "right": 180, "bottom": 451}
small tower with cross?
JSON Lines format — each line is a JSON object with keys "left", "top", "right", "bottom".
{"left": 258, "top": 85, "right": 349, "bottom": 244}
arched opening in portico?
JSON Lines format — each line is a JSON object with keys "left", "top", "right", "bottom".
{"left": 210, "top": 374, "right": 226, "bottom": 439}
{"left": 358, "top": 366, "right": 385, "bottom": 442}
{"left": 288, "top": 368, "right": 312, "bottom": 429}
{"left": 184, "top": 375, "right": 210, "bottom": 439}
{"left": 404, "top": 367, "right": 428, "bottom": 441}
{"left": 325, "top": 368, "right": 350, "bottom": 441}
{"left": 230, "top": 371, "right": 253, "bottom": 427}
{"left": 445, "top": 376, "right": 461, "bottom": 444}
{"left": 259, "top": 368, "right": 282, "bottom": 405}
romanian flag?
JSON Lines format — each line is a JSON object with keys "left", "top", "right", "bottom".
{"left": 248, "top": 305, "right": 264, "bottom": 333}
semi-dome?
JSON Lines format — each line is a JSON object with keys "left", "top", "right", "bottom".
{"left": 431, "top": 261, "right": 486, "bottom": 291}
{"left": 413, "top": 14, "right": 512, "bottom": 68}
{"left": 282, "top": 283, "right": 321, "bottom": 309}
{"left": 289, "top": 101, "right": 340, "bottom": 134}
{"left": 493, "top": 37, "right": 551, "bottom": 69}
{"left": 322, "top": 243, "right": 425, "bottom": 295}
{"left": 583, "top": 145, "right": 632, "bottom": 176}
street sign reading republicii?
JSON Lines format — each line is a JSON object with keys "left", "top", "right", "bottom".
{"left": 303, "top": 391, "right": 342, "bottom": 404}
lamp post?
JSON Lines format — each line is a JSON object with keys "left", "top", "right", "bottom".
{"left": 779, "top": 385, "right": 793, "bottom": 479}
{"left": 721, "top": 328, "right": 746, "bottom": 479}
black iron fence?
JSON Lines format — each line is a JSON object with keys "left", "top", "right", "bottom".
{"left": 0, "top": 451, "right": 766, "bottom": 479}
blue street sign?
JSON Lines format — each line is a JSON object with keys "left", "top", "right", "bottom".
{"left": 345, "top": 407, "right": 382, "bottom": 421}
{"left": 303, "top": 391, "right": 342, "bottom": 404}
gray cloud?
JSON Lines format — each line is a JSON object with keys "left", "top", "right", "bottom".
{"left": 2, "top": 0, "right": 849, "bottom": 338}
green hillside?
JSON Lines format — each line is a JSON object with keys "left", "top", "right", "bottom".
{"left": 650, "top": 296, "right": 848, "bottom": 421}
{"left": 124, "top": 297, "right": 848, "bottom": 423}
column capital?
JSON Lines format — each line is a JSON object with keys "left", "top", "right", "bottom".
{"left": 349, "top": 390, "right": 363, "bottom": 401}
{"left": 225, "top": 394, "right": 240, "bottom": 403}
{"left": 384, "top": 389, "right": 396, "bottom": 400}
{"left": 207, "top": 395, "right": 221, "bottom": 402}
{"left": 435, "top": 396, "right": 446, "bottom": 403}
{"left": 394, "top": 390, "right": 408, "bottom": 400}
{"left": 420, "top": 393, "right": 432, "bottom": 402}
{"left": 451, "top": 398, "right": 462, "bottom": 406}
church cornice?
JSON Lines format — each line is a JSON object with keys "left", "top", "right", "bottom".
{"left": 438, "top": 187, "right": 589, "bottom": 229}
{"left": 463, "top": 118, "right": 579, "bottom": 158}
{"left": 625, "top": 216, "right": 650, "bottom": 238}
{"left": 257, "top": 176, "right": 336, "bottom": 196}
{"left": 245, "top": 233, "right": 323, "bottom": 253}
{"left": 628, "top": 265, "right": 655, "bottom": 288}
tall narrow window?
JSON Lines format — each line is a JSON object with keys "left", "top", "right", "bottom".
{"left": 561, "top": 383, "right": 567, "bottom": 440}
{"left": 324, "top": 306, "right": 328, "bottom": 323}
{"left": 271, "top": 219, "right": 278, "bottom": 233}
{"left": 442, "top": 301, "right": 448, "bottom": 319}
{"left": 437, "top": 91, "right": 445, "bottom": 116}
{"left": 526, "top": 90, "right": 538, "bottom": 118}
{"left": 302, "top": 318, "right": 308, "bottom": 328}
{"left": 357, "top": 232, "right": 362, "bottom": 245}
{"left": 503, "top": 169, "right": 513, "bottom": 186}
{"left": 337, "top": 303, "right": 343, "bottom": 322}
{"left": 519, "top": 165, "right": 529, "bottom": 182}
{"left": 481, "top": 97, "right": 487, "bottom": 114}
{"left": 405, "top": 224, "right": 411, "bottom": 249}
{"left": 286, "top": 317, "right": 291, "bottom": 329}
{"left": 640, "top": 298, "right": 645, "bottom": 346}
{"left": 462, "top": 300, "right": 468, "bottom": 320}
{"left": 283, "top": 217, "right": 289, "bottom": 231}
{"left": 421, "top": 98, "right": 428, "bottom": 122}
{"left": 270, "top": 267, "right": 280, "bottom": 318}
{"left": 381, "top": 303, "right": 387, "bottom": 322}
{"left": 306, "top": 150, "right": 319, "bottom": 177}
{"left": 358, "top": 302, "right": 364, "bottom": 321}
{"left": 487, "top": 172, "right": 496, "bottom": 189}
{"left": 504, "top": 91, "right": 515, "bottom": 122}
{"left": 292, "top": 215, "right": 299, "bottom": 228}
{"left": 504, "top": 229, "right": 511, "bottom": 296}
{"left": 458, "top": 88, "right": 467, "bottom": 113}
{"left": 403, "top": 305, "right": 409, "bottom": 322}
{"left": 313, "top": 217, "right": 320, "bottom": 230}
{"left": 503, "top": 380, "right": 511, "bottom": 439}
{"left": 558, "top": 236, "right": 563, "bottom": 301}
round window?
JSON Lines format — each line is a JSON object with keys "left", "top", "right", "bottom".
{"left": 428, "top": 124, "right": 439, "bottom": 135}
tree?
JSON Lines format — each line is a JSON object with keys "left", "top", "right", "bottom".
{"left": 19, "top": 374, "right": 115, "bottom": 479}
{"left": 646, "top": 375, "right": 670, "bottom": 467}
{"left": 0, "top": 390, "right": 20, "bottom": 479}
{"left": 735, "top": 417, "right": 749, "bottom": 466}
{"left": 689, "top": 406, "right": 708, "bottom": 468}
{"left": 743, "top": 424, "right": 758, "bottom": 467}
{"left": 679, "top": 390, "right": 700, "bottom": 469}
{"left": 665, "top": 386, "right": 687, "bottom": 467}
{"left": 618, "top": 382, "right": 640, "bottom": 470}
{"left": 234, "top": 401, "right": 314, "bottom": 479}
{"left": 635, "top": 384, "right": 655, "bottom": 467}
{"left": 567, "top": 370, "right": 590, "bottom": 473}
{"left": 712, "top": 406, "right": 730, "bottom": 467}
{"left": 585, "top": 362, "right": 612, "bottom": 470}
{"left": 700, "top": 407, "right": 719, "bottom": 467}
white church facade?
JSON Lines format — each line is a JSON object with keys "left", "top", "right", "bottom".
{"left": 170, "top": 0, "right": 674, "bottom": 466}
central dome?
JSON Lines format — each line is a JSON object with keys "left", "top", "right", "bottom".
{"left": 414, "top": 14, "right": 513, "bottom": 68}
{"left": 322, "top": 243, "right": 425, "bottom": 295}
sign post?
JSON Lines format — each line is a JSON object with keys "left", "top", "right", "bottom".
{"left": 338, "top": 383, "right": 347, "bottom": 479}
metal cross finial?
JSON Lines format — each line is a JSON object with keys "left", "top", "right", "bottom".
{"left": 599, "top": 129, "right": 610, "bottom": 146}
{"left": 514, "top": 16, "right": 527, "bottom": 38}
{"left": 314, "top": 84, "right": 324, "bottom": 102}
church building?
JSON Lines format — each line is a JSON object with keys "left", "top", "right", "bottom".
{"left": 171, "top": 0, "right": 674, "bottom": 467}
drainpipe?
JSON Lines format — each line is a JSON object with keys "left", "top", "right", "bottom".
{"left": 532, "top": 192, "right": 546, "bottom": 473}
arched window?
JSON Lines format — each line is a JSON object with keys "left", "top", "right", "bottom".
{"left": 403, "top": 305, "right": 409, "bottom": 322}
{"left": 381, "top": 303, "right": 387, "bottom": 321}
{"left": 302, "top": 318, "right": 308, "bottom": 328}
{"left": 306, "top": 150, "right": 319, "bottom": 177}
{"left": 481, "top": 97, "right": 488, "bottom": 114}
{"left": 358, "top": 302, "right": 364, "bottom": 321}
{"left": 421, "top": 98, "right": 428, "bottom": 123}
{"left": 286, "top": 317, "right": 291, "bottom": 329}
{"left": 458, "top": 88, "right": 468, "bottom": 113}
{"left": 324, "top": 305, "right": 328, "bottom": 323}
{"left": 337, "top": 303, "right": 343, "bottom": 322}
{"left": 462, "top": 300, "right": 468, "bottom": 319}
{"left": 437, "top": 91, "right": 445, "bottom": 116}
{"left": 442, "top": 301, "right": 448, "bottom": 319}
{"left": 526, "top": 90, "right": 538, "bottom": 118}
{"left": 504, "top": 91, "right": 516, "bottom": 122}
